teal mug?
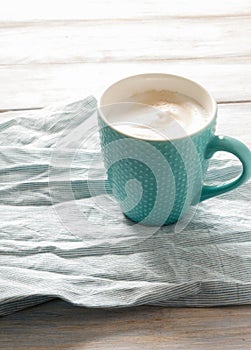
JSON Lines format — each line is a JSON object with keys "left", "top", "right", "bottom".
{"left": 98, "top": 73, "right": 251, "bottom": 226}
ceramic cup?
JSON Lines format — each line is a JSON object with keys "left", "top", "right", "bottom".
{"left": 98, "top": 73, "right": 251, "bottom": 226}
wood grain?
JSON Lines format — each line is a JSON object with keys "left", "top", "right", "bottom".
{"left": 1, "top": 300, "right": 251, "bottom": 350}
{"left": 1, "top": 0, "right": 251, "bottom": 21}
{"left": 0, "top": 16, "right": 250, "bottom": 65}
{"left": 0, "top": 60, "right": 251, "bottom": 109}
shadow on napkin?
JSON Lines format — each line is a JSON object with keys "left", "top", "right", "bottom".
{"left": 0, "top": 96, "right": 251, "bottom": 316}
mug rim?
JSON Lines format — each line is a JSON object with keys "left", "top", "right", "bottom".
{"left": 98, "top": 73, "right": 217, "bottom": 142}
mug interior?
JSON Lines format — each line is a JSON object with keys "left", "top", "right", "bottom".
{"left": 99, "top": 73, "right": 217, "bottom": 140}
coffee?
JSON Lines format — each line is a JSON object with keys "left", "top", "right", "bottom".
{"left": 99, "top": 73, "right": 251, "bottom": 225}
{"left": 107, "top": 90, "right": 210, "bottom": 140}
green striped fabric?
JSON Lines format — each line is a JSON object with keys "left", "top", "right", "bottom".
{"left": 0, "top": 96, "right": 251, "bottom": 316}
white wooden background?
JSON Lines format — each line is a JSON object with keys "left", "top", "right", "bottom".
{"left": 0, "top": 0, "right": 250, "bottom": 110}
{"left": 0, "top": 1, "right": 251, "bottom": 349}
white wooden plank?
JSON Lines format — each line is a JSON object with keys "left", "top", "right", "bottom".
{"left": 0, "top": 0, "right": 250, "bottom": 21}
{"left": 0, "top": 61, "right": 250, "bottom": 109}
{"left": 0, "top": 16, "right": 250, "bottom": 64}
{"left": 217, "top": 103, "right": 251, "bottom": 147}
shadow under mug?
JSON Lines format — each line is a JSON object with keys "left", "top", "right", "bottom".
{"left": 97, "top": 73, "right": 251, "bottom": 226}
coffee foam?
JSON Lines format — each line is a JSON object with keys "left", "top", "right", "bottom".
{"left": 106, "top": 90, "right": 210, "bottom": 140}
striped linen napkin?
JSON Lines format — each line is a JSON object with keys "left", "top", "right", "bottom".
{"left": 0, "top": 96, "right": 251, "bottom": 316}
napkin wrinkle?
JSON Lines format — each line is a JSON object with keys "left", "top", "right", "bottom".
{"left": 0, "top": 96, "right": 251, "bottom": 316}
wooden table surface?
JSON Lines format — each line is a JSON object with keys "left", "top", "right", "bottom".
{"left": 0, "top": 1, "right": 251, "bottom": 349}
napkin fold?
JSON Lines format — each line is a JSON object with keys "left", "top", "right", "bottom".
{"left": 0, "top": 96, "right": 251, "bottom": 316}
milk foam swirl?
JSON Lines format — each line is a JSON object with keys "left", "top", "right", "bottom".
{"left": 108, "top": 90, "right": 210, "bottom": 140}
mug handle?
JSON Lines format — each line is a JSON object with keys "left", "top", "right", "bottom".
{"left": 200, "top": 135, "right": 251, "bottom": 202}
